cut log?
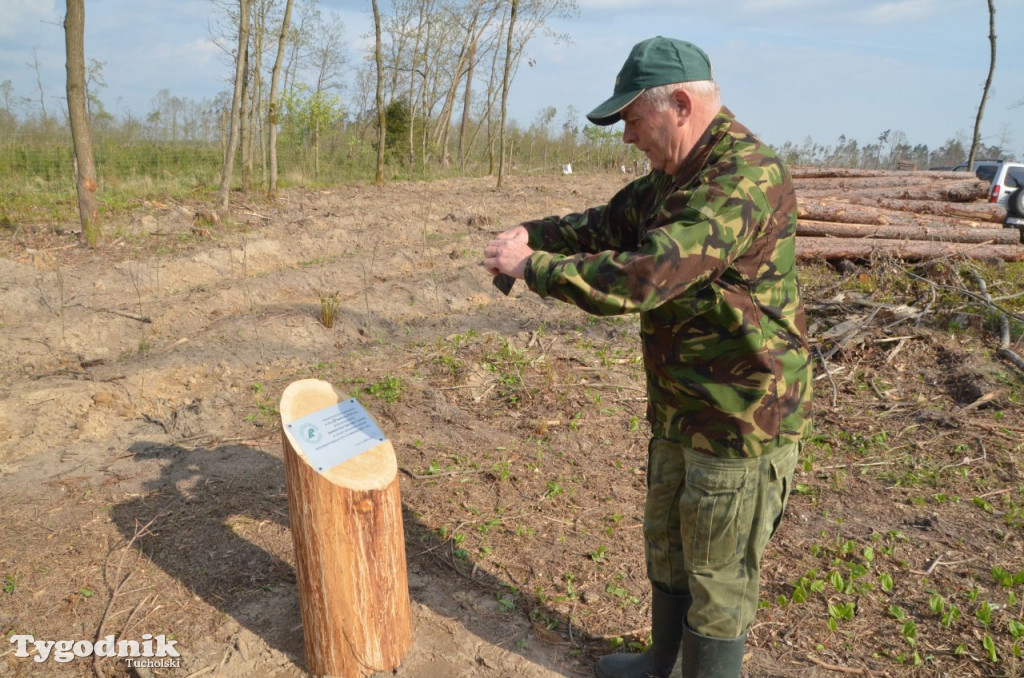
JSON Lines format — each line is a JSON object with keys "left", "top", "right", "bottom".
{"left": 798, "top": 200, "right": 892, "bottom": 226}
{"left": 280, "top": 378, "right": 412, "bottom": 678}
{"left": 848, "top": 197, "right": 1004, "bottom": 223}
{"left": 796, "top": 237, "right": 1024, "bottom": 262}
{"left": 797, "top": 220, "right": 1020, "bottom": 244}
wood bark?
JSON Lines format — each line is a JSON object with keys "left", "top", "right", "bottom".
{"left": 280, "top": 379, "right": 412, "bottom": 678}
{"left": 796, "top": 237, "right": 1024, "bottom": 262}
{"left": 797, "top": 220, "right": 1020, "bottom": 245}
{"left": 64, "top": 0, "right": 101, "bottom": 247}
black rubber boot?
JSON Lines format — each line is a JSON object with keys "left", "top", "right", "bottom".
{"left": 680, "top": 624, "right": 747, "bottom": 678}
{"left": 595, "top": 587, "right": 691, "bottom": 678}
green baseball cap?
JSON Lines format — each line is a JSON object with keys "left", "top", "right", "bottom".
{"left": 586, "top": 36, "right": 713, "bottom": 126}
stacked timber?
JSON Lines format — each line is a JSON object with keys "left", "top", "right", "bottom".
{"left": 790, "top": 168, "right": 1023, "bottom": 262}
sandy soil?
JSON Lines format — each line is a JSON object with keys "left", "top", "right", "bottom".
{"left": 2, "top": 171, "right": 1023, "bottom": 678}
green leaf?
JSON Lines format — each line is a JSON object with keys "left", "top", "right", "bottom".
{"left": 983, "top": 634, "right": 998, "bottom": 663}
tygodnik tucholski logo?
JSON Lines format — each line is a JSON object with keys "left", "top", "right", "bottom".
{"left": 9, "top": 633, "right": 181, "bottom": 667}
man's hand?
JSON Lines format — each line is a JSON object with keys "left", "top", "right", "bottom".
{"left": 483, "top": 225, "right": 532, "bottom": 280}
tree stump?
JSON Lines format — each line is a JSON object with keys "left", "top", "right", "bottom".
{"left": 280, "top": 378, "right": 412, "bottom": 678}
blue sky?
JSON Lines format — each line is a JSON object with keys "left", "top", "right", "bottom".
{"left": 2, "top": 0, "right": 1022, "bottom": 157}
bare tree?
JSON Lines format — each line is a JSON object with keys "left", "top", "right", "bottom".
{"left": 305, "top": 12, "right": 347, "bottom": 180}
{"left": 968, "top": 0, "right": 997, "bottom": 169}
{"left": 29, "top": 47, "right": 48, "bottom": 121}
{"left": 64, "top": 0, "right": 101, "bottom": 246}
{"left": 496, "top": 0, "right": 517, "bottom": 188}
{"left": 219, "top": 0, "right": 251, "bottom": 209}
{"left": 373, "top": 0, "right": 386, "bottom": 184}
{"left": 267, "top": 0, "right": 294, "bottom": 196}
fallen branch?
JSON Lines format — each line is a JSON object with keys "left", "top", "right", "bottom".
{"left": 965, "top": 267, "right": 1024, "bottom": 372}
{"left": 803, "top": 652, "right": 889, "bottom": 676}
{"left": 93, "top": 515, "right": 162, "bottom": 678}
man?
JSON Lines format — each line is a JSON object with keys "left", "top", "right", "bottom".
{"left": 483, "top": 36, "right": 812, "bottom": 678}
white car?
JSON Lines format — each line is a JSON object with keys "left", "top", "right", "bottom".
{"left": 987, "top": 162, "right": 1024, "bottom": 229}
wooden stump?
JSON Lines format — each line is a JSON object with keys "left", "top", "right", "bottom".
{"left": 280, "top": 378, "right": 412, "bottom": 678}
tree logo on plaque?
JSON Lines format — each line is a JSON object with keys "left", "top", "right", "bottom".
{"left": 300, "top": 423, "right": 324, "bottom": 445}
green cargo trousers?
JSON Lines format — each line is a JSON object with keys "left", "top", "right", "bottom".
{"left": 644, "top": 437, "right": 798, "bottom": 639}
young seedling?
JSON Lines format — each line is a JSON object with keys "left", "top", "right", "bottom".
{"left": 319, "top": 290, "right": 341, "bottom": 328}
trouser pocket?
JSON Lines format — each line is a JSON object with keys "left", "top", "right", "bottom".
{"left": 679, "top": 453, "right": 748, "bottom": 570}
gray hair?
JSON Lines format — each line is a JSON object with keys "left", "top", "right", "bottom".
{"left": 640, "top": 80, "right": 720, "bottom": 112}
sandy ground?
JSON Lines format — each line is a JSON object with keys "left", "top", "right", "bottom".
{"left": 2, "top": 170, "right": 1023, "bottom": 678}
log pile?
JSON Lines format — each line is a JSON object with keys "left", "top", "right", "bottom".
{"left": 791, "top": 168, "right": 1022, "bottom": 262}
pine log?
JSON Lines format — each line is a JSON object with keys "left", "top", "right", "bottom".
{"left": 796, "top": 237, "right": 1024, "bottom": 262}
{"left": 798, "top": 201, "right": 892, "bottom": 226}
{"left": 797, "top": 220, "right": 1020, "bottom": 244}
{"left": 848, "top": 197, "right": 1004, "bottom": 223}
{"left": 280, "top": 379, "right": 412, "bottom": 678}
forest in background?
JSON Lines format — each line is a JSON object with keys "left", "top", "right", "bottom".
{"left": 0, "top": 0, "right": 1019, "bottom": 226}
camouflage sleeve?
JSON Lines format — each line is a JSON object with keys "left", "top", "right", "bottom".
{"left": 523, "top": 171, "right": 773, "bottom": 317}
{"left": 519, "top": 175, "right": 660, "bottom": 256}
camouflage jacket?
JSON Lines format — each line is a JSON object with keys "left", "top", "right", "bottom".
{"left": 521, "top": 107, "right": 812, "bottom": 458}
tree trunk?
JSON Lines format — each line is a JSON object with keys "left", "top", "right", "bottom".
{"left": 280, "top": 379, "right": 412, "bottom": 678}
{"left": 239, "top": 46, "right": 253, "bottom": 191}
{"left": 796, "top": 237, "right": 1024, "bottom": 262}
{"left": 64, "top": 0, "right": 101, "bottom": 247}
{"left": 968, "top": 0, "right": 996, "bottom": 170}
{"left": 372, "top": 0, "right": 386, "bottom": 185}
{"left": 496, "top": 0, "right": 517, "bottom": 188}
{"left": 218, "top": 0, "right": 251, "bottom": 210}
{"left": 458, "top": 38, "right": 476, "bottom": 171}
{"left": 797, "top": 220, "right": 1019, "bottom": 245}
{"left": 267, "top": 0, "right": 294, "bottom": 196}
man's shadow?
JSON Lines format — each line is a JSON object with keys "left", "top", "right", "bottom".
{"left": 110, "top": 440, "right": 586, "bottom": 675}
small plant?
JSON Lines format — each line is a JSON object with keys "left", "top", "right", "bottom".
{"left": 319, "top": 290, "right": 341, "bottom": 328}
{"left": 983, "top": 634, "right": 998, "bottom": 663}
{"left": 365, "top": 375, "right": 404, "bottom": 402}
{"left": 827, "top": 601, "right": 855, "bottom": 630}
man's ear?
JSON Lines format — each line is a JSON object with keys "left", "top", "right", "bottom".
{"left": 673, "top": 88, "right": 692, "bottom": 118}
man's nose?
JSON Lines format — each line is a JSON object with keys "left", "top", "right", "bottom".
{"left": 622, "top": 126, "right": 635, "bottom": 145}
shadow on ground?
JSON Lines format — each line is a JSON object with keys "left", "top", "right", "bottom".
{"left": 110, "top": 440, "right": 590, "bottom": 676}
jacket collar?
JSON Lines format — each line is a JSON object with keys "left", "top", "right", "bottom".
{"left": 669, "top": 106, "right": 734, "bottom": 186}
